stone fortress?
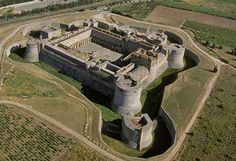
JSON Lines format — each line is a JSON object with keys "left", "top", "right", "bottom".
{"left": 23, "top": 19, "right": 185, "bottom": 150}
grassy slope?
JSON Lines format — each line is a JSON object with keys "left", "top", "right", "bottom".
{"left": 0, "top": 65, "right": 87, "bottom": 134}
{"left": 58, "top": 142, "right": 106, "bottom": 161}
{"left": 1, "top": 68, "right": 61, "bottom": 98}
{"left": 157, "top": 0, "right": 236, "bottom": 20}
{"left": 178, "top": 66, "right": 236, "bottom": 161}
{"left": 162, "top": 62, "right": 214, "bottom": 134}
{"left": 1, "top": 57, "right": 109, "bottom": 160}
{"left": 9, "top": 53, "right": 118, "bottom": 144}
{"left": 34, "top": 61, "right": 120, "bottom": 122}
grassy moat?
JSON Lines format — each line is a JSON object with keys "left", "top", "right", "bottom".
{"left": 9, "top": 50, "right": 197, "bottom": 158}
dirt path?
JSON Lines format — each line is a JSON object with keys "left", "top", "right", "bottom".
{"left": 0, "top": 100, "right": 123, "bottom": 161}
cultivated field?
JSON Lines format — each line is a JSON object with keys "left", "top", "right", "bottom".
{"left": 183, "top": 21, "right": 236, "bottom": 68}
{"left": 183, "top": 21, "right": 236, "bottom": 48}
{"left": 178, "top": 66, "right": 236, "bottom": 161}
{"left": 0, "top": 59, "right": 108, "bottom": 160}
{"left": 157, "top": 0, "right": 236, "bottom": 20}
{"left": 111, "top": 1, "right": 157, "bottom": 20}
{"left": 0, "top": 103, "right": 75, "bottom": 161}
{"left": 146, "top": 6, "right": 236, "bottom": 31}
{"left": 58, "top": 143, "right": 107, "bottom": 161}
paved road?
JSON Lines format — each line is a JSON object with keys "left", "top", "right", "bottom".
{"left": 0, "top": 11, "right": 233, "bottom": 161}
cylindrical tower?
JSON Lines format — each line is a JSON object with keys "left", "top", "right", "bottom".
{"left": 112, "top": 76, "right": 142, "bottom": 116}
{"left": 23, "top": 40, "right": 39, "bottom": 62}
{"left": 121, "top": 114, "right": 153, "bottom": 150}
{"left": 167, "top": 44, "right": 185, "bottom": 69}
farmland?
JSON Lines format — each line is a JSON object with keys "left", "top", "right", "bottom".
{"left": 0, "top": 57, "right": 109, "bottom": 160}
{"left": 146, "top": 6, "right": 236, "bottom": 31}
{"left": 0, "top": 104, "right": 75, "bottom": 161}
{"left": 58, "top": 143, "right": 107, "bottom": 161}
{"left": 157, "top": 0, "right": 236, "bottom": 20}
{"left": 183, "top": 21, "right": 236, "bottom": 68}
{"left": 183, "top": 21, "right": 236, "bottom": 48}
{"left": 111, "top": 1, "right": 157, "bottom": 20}
{"left": 178, "top": 66, "right": 236, "bottom": 161}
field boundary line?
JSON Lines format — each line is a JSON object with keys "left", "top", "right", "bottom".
{"left": 0, "top": 100, "right": 123, "bottom": 161}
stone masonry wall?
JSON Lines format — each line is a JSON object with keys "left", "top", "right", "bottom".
{"left": 40, "top": 47, "right": 115, "bottom": 97}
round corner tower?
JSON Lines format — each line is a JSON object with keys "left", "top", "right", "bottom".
{"left": 112, "top": 76, "right": 142, "bottom": 116}
{"left": 23, "top": 40, "right": 39, "bottom": 62}
{"left": 167, "top": 44, "right": 185, "bottom": 69}
{"left": 121, "top": 114, "right": 153, "bottom": 150}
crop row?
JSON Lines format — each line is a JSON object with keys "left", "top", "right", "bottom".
{"left": 0, "top": 104, "right": 75, "bottom": 161}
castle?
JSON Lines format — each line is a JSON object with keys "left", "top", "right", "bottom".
{"left": 23, "top": 19, "right": 185, "bottom": 150}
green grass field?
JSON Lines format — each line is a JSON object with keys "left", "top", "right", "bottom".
{"left": 1, "top": 68, "right": 61, "bottom": 98}
{"left": 8, "top": 53, "right": 115, "bottom": 143}
{"left": 111, "top": 1, "right": 157, "bottom": 20}
{"left": 157, "top": 0, "right": 236, "bottom": 20}
{"left": 183, "top": 21, "right": 236, "bottom": 48}
{"left": 10, "top": 52, "right": 120, "bottom": 121}
{"left": 178, "top": 66, "right": 236, "bottom": 161}
{"left": 9, "top": 52, "right": 84, "bottom": 92}
{"left": 58, "top": 142, "right": 106, "bottom": 161}
{"left": 0, "top": 104, "right": 107, "bottom": 161}
{"left": 183, "top": 21, "right": 236, "bottom": 67}
{"left": 0, "top": 104, "right": 75, "bottom": 161}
